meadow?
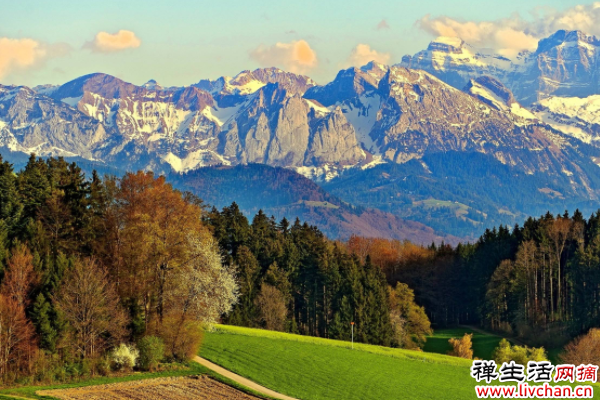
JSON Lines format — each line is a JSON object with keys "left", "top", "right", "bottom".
{"left": 201, "top": 325, "right": 480, "bottom": 400}
{"left": 423, "top": 327, "right": 508, "bottom": 360}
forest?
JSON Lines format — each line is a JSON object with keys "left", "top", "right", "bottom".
{"left": 204, "top": 204, "right": 430, "bottom": 349}
{"left": 0, "top": 155, "right": 237, "bottom": 384}
{"left": 0, "top": 154, "right": 599, "bottom": 385}
{"left": 346, "top": 211, "right": 600, "bottom": 349}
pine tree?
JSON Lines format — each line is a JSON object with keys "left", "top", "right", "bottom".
{"left": 30, "top": 293, "right": 58, "bottom": 352}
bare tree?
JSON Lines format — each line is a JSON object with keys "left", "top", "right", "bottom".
{"left": 255, "top": 284, "right": 287, "bottom": 331}
{"left": 53, "top": 258, "right": 127, "bottom": 359}
{"left": 0, "top": 296, "right": 37, "bottom": 377}
{"left": 561, "top": 328, "right": 600, "bottom": 370}
{"left": 1, "top": 244, "right": 39, "bottom": 309}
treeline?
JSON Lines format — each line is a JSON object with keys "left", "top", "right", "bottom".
{"left": 0, "top": 155, "right": 237, "bottom": 384}
{"left": 346, "top": 211, "right": 600, "bottom": 347}
{"left": 204, "top": 204, "right": 431, "bottom": 348}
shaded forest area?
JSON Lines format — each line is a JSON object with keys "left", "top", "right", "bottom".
{"left": 346, "top": 212, "right": 600, "bottom": 348}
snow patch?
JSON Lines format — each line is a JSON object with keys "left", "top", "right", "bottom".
{"left": 162, "top": 150, "right": 231, "bottom": 173}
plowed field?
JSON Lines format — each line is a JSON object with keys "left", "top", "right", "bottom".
{"left": 37, "top": 375, "right": 261, "bottom": 400}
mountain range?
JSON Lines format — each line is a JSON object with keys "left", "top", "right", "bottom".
{"left": 3, "top": 28, "right": 600, "bottom": 238}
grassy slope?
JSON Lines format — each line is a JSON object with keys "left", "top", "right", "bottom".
{"left": 425, "top": 328, "right": 565, "bottom": 364}
{"left": 424, "top": 328, "right": 507, "bottom": 361}
{"left": 202, "top": 325, "right": 600, "bottom": 400}
{"left": 201, "top": 325, "right": 480, "bottom": 400}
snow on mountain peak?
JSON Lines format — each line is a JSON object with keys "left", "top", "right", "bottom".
{"left": 430, "top": 36, "right": 464, "bottom": 49}
{"left": 142, "top": 79, "right": 162, "bottom": 90}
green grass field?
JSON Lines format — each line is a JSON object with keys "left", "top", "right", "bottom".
{"left": 423, "top": 327, "right": 508, "bottom": 360}
{"left": 425, "top": 328, "right": 566, "bottom": 364}
{"left": 201, "top": 325, "right": 483, "bottom": 400}
{"left": 202, "top": 325, "right": 600, "bottom": 400}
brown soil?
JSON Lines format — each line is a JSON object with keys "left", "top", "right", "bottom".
{"left": 37, "top": 375, "right": 262, "bottom": 400}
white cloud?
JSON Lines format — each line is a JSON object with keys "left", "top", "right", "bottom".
{"left": 0, "top": 38, "right": 70, "bottom": 80}
{"left": 417, "top": 3, "right": 600, "bottom": 58}
{"left": 250, "top": 40, "right": 317, "bottom": 73}
{"left": 345, "top": 44, "right": 391, "bottom": 67}
{"left": 85, "top": 30, "right": 141, "bottom": 53}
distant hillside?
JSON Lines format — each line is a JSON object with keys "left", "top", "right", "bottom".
{"left": 170, "top": 164, "right": 461, "bottom": 245}
{"left": 323, "top": 152, "right": 600, "bottom": 238}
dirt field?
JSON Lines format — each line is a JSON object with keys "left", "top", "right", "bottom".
{"left": 37, "top": 375, "right": 262, "bottom": 400}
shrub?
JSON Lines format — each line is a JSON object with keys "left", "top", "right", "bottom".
{"left": 95, "top": 356, "right": 112, "bottom": 376}
{"left": 110, "top": 343, "right": 139, "bottom": 371}
{"left": 137, "top": 336, "right": 165, "bottom": 371}
{"left": 448, "top": 333, "right": 474, "bottom": 359}
{"left": 493, "top": 338, "right": 547, "bottom": 365}
{"left": 560, "top": 328, "right": 600, "bottom": 367}
{"left": 158, "top": 316, "right": 204, "bottom": 361}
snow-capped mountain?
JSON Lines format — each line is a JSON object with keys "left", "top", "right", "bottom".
{"left": 13, "top": 69, "right": 363, "bottom": 179}
{"left": 532, "top": 95, "right": 600, "bottom": 145}
{"left": 2, "top": 34, "right": 600, "bottom": 194}
{"left": 514, "top": 30, "right": 600, "bottom": 105}
{"left": 0, "top": 84, "right": 110, "bottom": 159}
{"left": 194, "top": 67, "right": 317, "bottom": 97}
{"left": 464, "top": 76, "right": 536, "bottom": 120}
{"left": 402, "top": 30, "right": 600, "bottom": 106}
{"left": 399, "top": 36, "right": 516, "bottom": 91}
{"left": 1, "top": 62, "right": 598, "bottom": 186}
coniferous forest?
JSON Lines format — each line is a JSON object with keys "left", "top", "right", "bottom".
{"left": 1, "top": 154, "right": 600, "bottom": 384}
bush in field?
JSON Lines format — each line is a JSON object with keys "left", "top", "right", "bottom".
{"left": 493, "top": 339, "right": 547, "bottom": 365}
{"left": 158, "top": 317, "right": 204, "bottom": 361}
{"left": 95, "top": 356, "right": 112, "bottom": 376}
{"left": 137, "top": 336, "right": 165, "bottom": 371}
{"left": 110, "top": 343, "right": 139, "bottom": 371}
{"left": 448, "top": 333, "right": 473, "bottom": 359}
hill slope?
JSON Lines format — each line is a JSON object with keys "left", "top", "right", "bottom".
{"left": 201, "top": 325, "right": 477, "bottom": 400}
{"left": 323, "top": 151, "right": 600, "bottom": 238}
{"left": 170, "top": 164, "right": 460, "bottom": 244}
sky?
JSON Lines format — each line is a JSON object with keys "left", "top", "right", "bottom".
{"left": 0, "top": 0, "right": 594, "bottom": 87}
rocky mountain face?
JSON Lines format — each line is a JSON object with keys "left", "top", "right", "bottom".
{"left": 0, "top": 84, "right": 111, "bottom": 159}
{"left": 21, "top": 69, "right": 363, "bottom": 178}
{"left": 194, "top": 67, "right": 317, "bottom": 98}
{"left": 397, "top": 29, "right": 600, "bottom": 150}
{"left": 4, "top": 59, "right": 590, "bottom": 188}
{"left": 306, "top": 65, "right": 597, "bottom": 194}
{"left": 514, "top": 30, "right": 600, "bottom": 105}
{"left": 400, "top": 36, "right": 514, "bottom": 91}
{"left": 401, "top": 30, "right": 600, "bottom": 106}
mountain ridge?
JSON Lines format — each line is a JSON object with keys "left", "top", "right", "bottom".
{"left": 2, "top": 28, "right": 600, "bottom": 237}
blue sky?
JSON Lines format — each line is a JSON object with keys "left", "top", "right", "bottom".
{"left": 0, "top": 0, "right": 590, "bottom": 87}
